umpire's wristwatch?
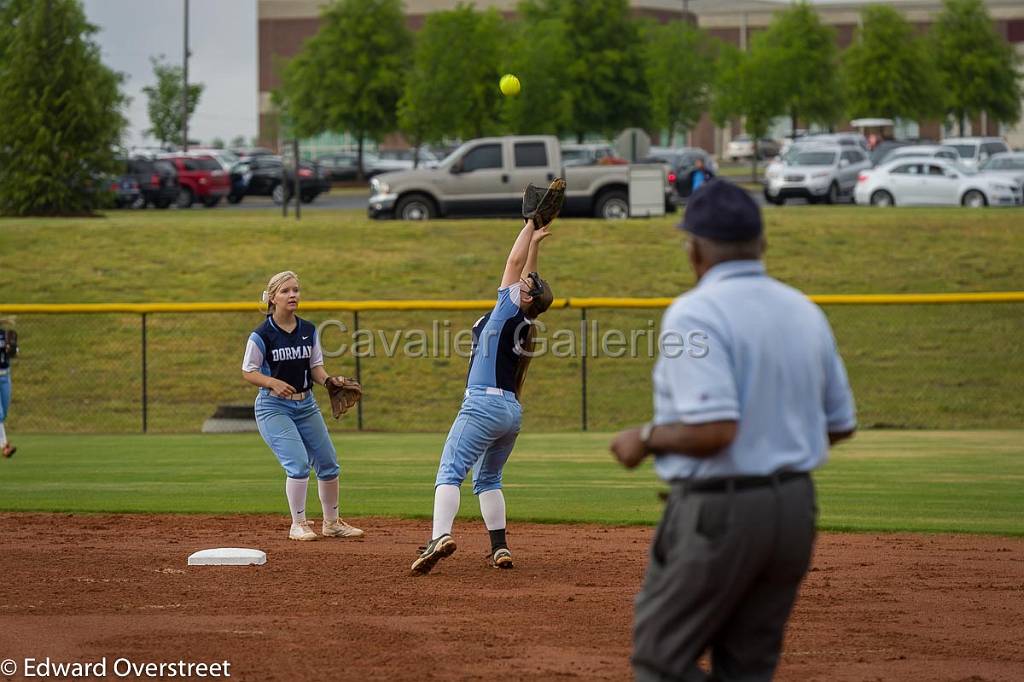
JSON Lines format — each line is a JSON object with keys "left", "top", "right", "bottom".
{"left": 639, "top": 421, "right": 656, "bottom": 452}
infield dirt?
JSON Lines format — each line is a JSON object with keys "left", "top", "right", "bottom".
{"left": 1, "top": 514, "right": 1021, "bottom": 681}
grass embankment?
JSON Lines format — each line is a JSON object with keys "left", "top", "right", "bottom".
{"left": 0, "top": 208, "right": 1021, "bottom": 432}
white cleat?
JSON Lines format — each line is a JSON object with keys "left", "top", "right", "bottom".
{"left": 322, "top": 518, "right": 365, "bottom": 539}
{"left": 288, "top": 521, "right": 318, "bottom": 541}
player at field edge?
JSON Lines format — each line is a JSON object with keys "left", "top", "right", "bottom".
{"left": 241, "top": 271, "right": 364, "bottom": 542}
{"left": 0, "top": 319, "right": 18, "bottom": 458}
{"left": 411, "top": 218, "right": 554, "bottom": 575}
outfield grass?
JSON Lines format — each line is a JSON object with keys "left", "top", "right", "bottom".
{"left": 0, "top": 431, "right": 1020, "bottom": 535}
{"left": 1, "top": 207, "right": 1022, "bottom": 433}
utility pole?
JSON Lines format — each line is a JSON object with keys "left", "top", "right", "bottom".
{"left": 182, "top": 0, "right": 190, "bottom": 152}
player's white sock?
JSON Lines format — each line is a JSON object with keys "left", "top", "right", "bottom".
{"left": 431, "top": 484, "right": 461, "bottom": 538}
{"left": 478, "top": 489, "right": 506, "bottom": 531}
{"left": 0, "top": 422, "right": 6, "bottom": 447}
{"left": 318, "top": 477, "right": 339, "bottom": 524}
{"left": 285, "top": 477, "right": 308, "bottom": 525}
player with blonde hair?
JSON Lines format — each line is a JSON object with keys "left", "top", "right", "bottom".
{"left": 241, "top": 271, "right": 364, "bottom": 541}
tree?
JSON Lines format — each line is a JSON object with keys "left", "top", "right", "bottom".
{"left": 521, "top": 0, "right": 650, "bottom": 141}
{"left": 142, "top": 56, "right": 203, "bottom": 148}
{"left": 931, "top": 0, "right": 1022, "bottom": 136}
{"left": 230, "top": 135, "right": 247, "bottom": 149}
{"left": 210, "top": 137, "right": 225, "bottom": 149}
{"left": 842, "top": 5, "right": 943, "bottom": 122}
{"left": 758, "top": 1, "right": 843, "bottom": 132}
{"left": 276, "top": 0, "right": 410, "bottom": 179}
{"left": 642, "top": 21, "right": 717, "bottom": 147}
{"left": 499, "top": 15, "right": 573, "bottom": 136}
{"left": 398, "top": 4, "right": 506, "bottom": 154}
{"left": 711, "top": 42, "right": 785, "bottom": 180}
{"left": 0, "top": 0, "right": 127, "bottom": 216}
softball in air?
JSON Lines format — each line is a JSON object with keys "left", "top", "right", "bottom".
{"left": 499, "top": 74, "right": 521, "bottom": 97}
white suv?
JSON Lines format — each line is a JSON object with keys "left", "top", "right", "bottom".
{"left": 940, "top": 137, "right": 1010, "bottom": 169}
{"left": 763, "top": 145, "right": 872, "bottom": 205}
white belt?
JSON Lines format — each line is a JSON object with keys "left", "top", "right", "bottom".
{"left": 264, "top": 389, "right": 307, "bottom": 400}
{"left": 466, "top": 386, "right": 517, "bottom": 401}
{"left": 0, "top": 368, "right": 8, "bottom": 376}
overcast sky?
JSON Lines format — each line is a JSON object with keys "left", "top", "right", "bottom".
{"left": 81, "top": 0, "right": 258, "bottom": 149}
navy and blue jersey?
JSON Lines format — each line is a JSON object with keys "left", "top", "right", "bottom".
{"left": 242, "top": 316, "right": 323, "bottom": 393}
{"left": 466, "top": 285, "right": 532, "bottom": 393}
{"left": 0, "top": 329, "right": 17, "bottom": 369}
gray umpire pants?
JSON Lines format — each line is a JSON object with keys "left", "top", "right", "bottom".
{"left": 632, "top": 473, "right": 817, "bottom": 682}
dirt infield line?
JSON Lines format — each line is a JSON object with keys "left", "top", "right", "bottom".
{"left": 0, "top": 514, "right": 1021, "bottom": 681}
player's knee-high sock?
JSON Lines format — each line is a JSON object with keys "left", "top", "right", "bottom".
{"left": 479, "top": 489, "right": 508, "bottom": 551}
{"left": 0, "top": 422, "right": 6, "bottom": 446}
{"left": 318, "top": 477, "right": 339, "bottom": 523}
{"left": 478, "top": 489, "right": 506, "bottom": 530}
{"left": 431, "top": 484, "right": 461, "bottom": 538}
{"left": 285, "top": 477, "right": 308, "bottom": 525}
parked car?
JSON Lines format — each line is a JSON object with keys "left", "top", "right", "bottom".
{"left": 375, "top": 148, "right": 440, "bottom": 170}
{"left": 105, "top": 174, "right": 141, "bottom": 208}
{"left": 874, "top": 144, "right": 961, "bottom": 166}
{"left": 725, "top": 135, "right": 781, "bottom": 161}
{"left": 229, "top": 155, "right": 331, "bottom": 204}
{"left": 186, "top": 148, "right": 240, "bottom": 172}
{"left": 979, "top": 152, "right": 1024, "bottom": 188}
{"left": 854, "top": 157, "right": 1023, "bottom": 207}
{"left": 640, "top": 146, "right": 717, "bottom": 199}
{"left": 809, "top": 133, "right": 869, "bottom": 150}
{"left": 940, "top": 137, "right": 1010, "bottom": 169}
{"left": 316, "top": 152, "right": 365, "bottom": 181}
{"left": 161, "top": 154, "right": 231, "bottom": 208}
{"left": 561, "top": 144, "right": 627, "bottom": 167}
{"left": 124, "top": 157, "right": 179, "bottom": 209}
{"left": 763, "top": 145, "right": 871, "bottom": 205}
{"left": 368, "top": 135, "right": 677, "bottom": 220}
{"left": 229, "top": 147, "right": 275, "bottom": 163}
{"left": 869, "top": 140, "right": 915, "bottom": 166}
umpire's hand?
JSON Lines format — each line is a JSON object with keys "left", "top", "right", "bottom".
{"left": 610, "top": 428, "right": 648, "bottom": 469}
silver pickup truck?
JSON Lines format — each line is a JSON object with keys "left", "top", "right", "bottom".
{"left": 368, "top": 135, "right": 676, "bottom": 220}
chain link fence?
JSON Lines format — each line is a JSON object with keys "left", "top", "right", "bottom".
{"left": 2, "top": 297, "right": 1022, "bottom": 434}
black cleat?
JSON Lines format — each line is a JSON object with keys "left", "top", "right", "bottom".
{"left": 411, "top": 534, "right": 456, "bottom": 575}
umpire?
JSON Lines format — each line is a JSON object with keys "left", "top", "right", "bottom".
{"left": 610, "top": 178, "right": 856, "bottom": 681}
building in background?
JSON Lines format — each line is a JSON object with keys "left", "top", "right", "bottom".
{"left": 257, "top": 0, "right": 1024, "bottom": 156}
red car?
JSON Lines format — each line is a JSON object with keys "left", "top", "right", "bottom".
{"left": 162, "top": 155, "right": 231, "bottom": 208}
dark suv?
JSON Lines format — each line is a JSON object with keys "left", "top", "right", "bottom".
{"left": 229, "top": 155, "right": 331, "bottom": 204}
{"left": 124, "top": 157, "right": 179, "bottom": 208}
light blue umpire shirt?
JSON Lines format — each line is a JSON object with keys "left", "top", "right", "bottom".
{"left": 652, "top": 259, "right": 856, "bottom": 481}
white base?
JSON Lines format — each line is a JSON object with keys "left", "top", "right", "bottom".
{"left": 187, "top": 547, "right": 267, "bottom": 566}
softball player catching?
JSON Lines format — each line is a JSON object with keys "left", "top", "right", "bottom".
{"left": 0, "top": 320, "right": 18, "bottom": 458}
{"left": 411, "top": 219, "right": 554, "bottom": 575}
{"left": 242, "top": 271, "right": 364, "bottom": 542}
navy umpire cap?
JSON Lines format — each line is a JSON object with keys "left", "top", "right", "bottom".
{"left": 679, "top": 178, "right": 763, "bottom": 242}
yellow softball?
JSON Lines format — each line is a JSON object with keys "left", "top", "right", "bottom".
{"left": 499, "top": 74, "right": 521, "bottom": 97}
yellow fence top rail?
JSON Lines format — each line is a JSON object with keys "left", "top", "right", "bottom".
{"left": 1, "top": 292, "right": 1022, "bottom": 314}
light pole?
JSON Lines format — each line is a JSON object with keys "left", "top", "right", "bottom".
{"left": 182, "top": 0, "right": 190, "bottom": 152}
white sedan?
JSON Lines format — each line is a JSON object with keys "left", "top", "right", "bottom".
{"left": 854, "top": 157, "right": 1023, "bottom": 207}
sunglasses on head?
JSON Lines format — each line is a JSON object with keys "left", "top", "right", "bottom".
{"left": 525, "top": 272, "right": 545, "bottom": 298}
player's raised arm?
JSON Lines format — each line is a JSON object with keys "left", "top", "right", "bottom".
{"left": 500, "top": 220, "right": 536, "bottom": 288}
{"left": 522, "top": 225, "right": 551, "bottom": 279}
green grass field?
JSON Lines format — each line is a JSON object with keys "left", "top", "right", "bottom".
{"left": 0, "top": 431, "right": 1020, "bottom": 535}
{"left": 1, "top": 207, "right": 1022, "bottom": 433}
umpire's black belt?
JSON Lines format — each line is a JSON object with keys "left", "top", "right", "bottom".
{"left": 671, "top": 470, "right": 809, "bottom": 494}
